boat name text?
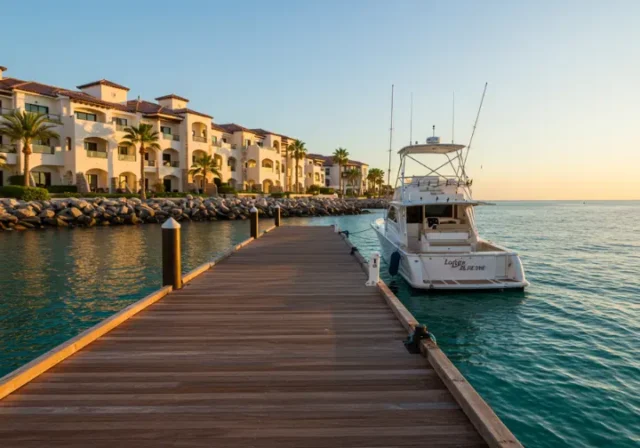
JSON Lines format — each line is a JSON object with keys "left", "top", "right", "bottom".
{"left": 444, "top": 259, "right": 486, "bottom": 271}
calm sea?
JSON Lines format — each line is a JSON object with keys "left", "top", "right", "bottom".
{"left": 0, "top": 201, "right": 638, "bottom": 447}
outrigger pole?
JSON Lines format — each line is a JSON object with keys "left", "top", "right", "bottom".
{"left": 387, "top": 84, "right": 394, "bottom": 188}
{"left": 461, "top": 82, "right": 488, "bottom": 180}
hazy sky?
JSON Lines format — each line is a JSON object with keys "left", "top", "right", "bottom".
{"left": 1, "top": 1, "right": 638, "bottom": 199}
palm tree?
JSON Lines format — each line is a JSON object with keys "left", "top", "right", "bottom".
{"left": 332, "top": 147, "right": 349, "bottom": 193}
{"left": 345, "top": 168, "right": 361, "bottom": 197}
{"left": 289, "top": 139, "right": 307, "bottom": 193}
{"left": 0, "top": 111, "right": 60, "bottom": 186}
{"left": 189, "top": 153, "right": 221, "bottom": 195}
{"left": 120, "top": 124, "right": 161, "bottom": 199}
{"left": 367, "top": 168, "right": 385, "bottom": 197}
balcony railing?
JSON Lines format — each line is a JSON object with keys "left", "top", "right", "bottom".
{"left": 162, "top": 160, "right": 180, "bottom": 168}
{"left": 146, "top": 160, "right": 156, "bottom": 167}
{"left": 172, "top": 134, "right": 180, "bottom": 141}
{"left": 118, "top": 154, "right": 136, "bottom": 161}
{"left": 32, "top": 144, "right": 55, "bottom": 154}
{"left": 0, "top": 144, "right": 17, "bottom": 153}
{"left": 1, "top": 108, "right": 15, "bottom": 116}
{"left": 87, "top": 150, "right": 107, "bottom": 159}
{"left": 44, "top": 113, "right": 62, "bottom": 123}
{"left": 192, "top": 135, "right": 207, "bottom": 143}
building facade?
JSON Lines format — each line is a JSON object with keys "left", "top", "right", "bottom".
{"left": 0, "top": 66, "right": 367, "bottom": 194}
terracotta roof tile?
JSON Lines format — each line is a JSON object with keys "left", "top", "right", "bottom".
{"left": 172, "top": 108, "right": 212, "bottom": 119}
{"left": 211, "top": 123, "right": 228, "bottom": 133}
{"left": 155, "top": 94, "right": 189, "bottom": 102}
{"left": 77, "top": 79, "right": 130, "bottom": 91}
{"left": 61, "top": 90, "right": 130, "bottom": 111}
{"left": 125, "top": 100, "right": 183, "bottom": 118}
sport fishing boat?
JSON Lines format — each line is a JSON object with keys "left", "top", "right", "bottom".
{"left": 372, "top": 136, "right": 528, "bottom": 290}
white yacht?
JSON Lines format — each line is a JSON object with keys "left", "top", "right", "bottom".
{"left": 372, "top": 137, "right": 528, "bottom": 290}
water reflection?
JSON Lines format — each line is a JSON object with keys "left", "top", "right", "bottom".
{"left": 0, "top": 219, "right": 271, "bottom": 376}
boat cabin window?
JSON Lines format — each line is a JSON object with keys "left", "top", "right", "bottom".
{"left": 425, "top": 205, "right": 453, "bottom": 218}
{"left": 406, "top": 206, "right": 423, "bottom": 224}
{"left": 387, "top": 207, "right": 398, "bottom": 222}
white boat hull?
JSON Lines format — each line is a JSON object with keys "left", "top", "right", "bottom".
{"left": 372, "top": 219, "right": 529, "bottom": 290}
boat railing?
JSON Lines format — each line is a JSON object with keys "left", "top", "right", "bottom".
{"left": 401, "top": 176, "right": 473, "bottom": 188}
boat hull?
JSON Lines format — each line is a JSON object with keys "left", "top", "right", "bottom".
{"left": 372, "top": 219, "right": 529, "bottom": 291}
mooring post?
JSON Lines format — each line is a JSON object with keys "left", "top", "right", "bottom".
{"left": 162, "top": 217, "right": 182, "bottom": 290}
{"left": 366, "top": 251, "right": 381, "bottom": 286}
{"left": 274, "top": 203, "right": 281, "bottom": 227}
{"left": 250, "top": 206, "right": 259, "bottom": 238}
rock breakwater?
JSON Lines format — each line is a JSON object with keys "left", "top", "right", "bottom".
{"left": 0, "top": 196, "right": 388, "bottom": 231}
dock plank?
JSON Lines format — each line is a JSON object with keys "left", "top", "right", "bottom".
{"left": 0, "top": 226, "right": 488, "bottom": 447}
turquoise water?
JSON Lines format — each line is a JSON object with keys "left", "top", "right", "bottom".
{"left": 1, "top": 202, "right": 639, "bottom": 447}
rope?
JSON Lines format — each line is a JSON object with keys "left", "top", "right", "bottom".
{"left": 339, "top": 227, "right": 374, "bottom": 238}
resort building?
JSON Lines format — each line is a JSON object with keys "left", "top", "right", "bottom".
{"left": 308, "top": 154, "right": 369, "bottom": 194}
{"left": 0, "top": 66, "right": 368, "bottom": 194}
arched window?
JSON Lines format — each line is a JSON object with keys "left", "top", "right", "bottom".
{"left": 228, "top": 157, "right": 236, "bottom": 172}
{"left": 247, "top": 159, "right": 257, "bottom": 168}
{"left": 261, "top": 159, "right": 273, "bottom": 169}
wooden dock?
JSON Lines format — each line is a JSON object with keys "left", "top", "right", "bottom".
{"left": 0, "top": 225, "right": 521, "bottom": 447}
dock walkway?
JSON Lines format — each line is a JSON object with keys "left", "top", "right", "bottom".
{"left": 0, "top": 226, "right": 516, "bottom": 447}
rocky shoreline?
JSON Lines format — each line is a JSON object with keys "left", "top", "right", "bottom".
{"left": 0, "top": 196, "right": 388, "bottom": 231}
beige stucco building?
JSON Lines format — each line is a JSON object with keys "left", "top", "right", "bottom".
{"left": 0, "top": 66, "right": 368, "bottom": 194}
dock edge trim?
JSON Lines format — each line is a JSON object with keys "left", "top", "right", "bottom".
{"left": 339, "top": 231, "right": 523, "bottom": 448}
{"left": 0, "top": 234, "right": 259, "bottom": 401}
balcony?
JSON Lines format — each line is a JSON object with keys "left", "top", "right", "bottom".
{"left": 162, "top": 160, "right": 180, "bottom": 168}
{"left": 32, "top": 144, "right": 55, "bottom": 154}
{"left": 118, "top": 154, "right": 136, "bottom": 162}
{"left": 192, "top": 135, "right": 207, "bottom": 143}
{"left": 1, "top": 108, "right": 15, "bottom": 116}
{"left": 87, "top": 150, "right": 107, "bottom": 159}
{"left": 44, "top": 113, "right": 62, "bottom": 123}
{"left": 146, "top": 160, "right": 156, "bottom": 167}
{"left": 115, "top": 124, "right": 129, "bottom": 132}
{"left": 0, "top": 144, "right": 17, "bottom": 154}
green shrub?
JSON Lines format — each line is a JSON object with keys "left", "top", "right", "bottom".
{"left": 319, "top": 187, "right": 335, "bottom": 195}
{"left": 9, "top": 175, "right": 25, "bottom": 185}
{"left": 306, "top": 185, "right": 321, "bottom": 194}
{"left": 47, "top": 185, "right": 78, "bottom": 193}
{"left": 0, "top": 186, "right": 50, "bottom": 201}
{"left": 218, "top": 183, "right": 236, "bottom": 195}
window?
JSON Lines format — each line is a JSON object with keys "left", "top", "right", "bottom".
{"left": 76, "top": 111, "right": 97, "bottom": 122}
{"left": 228, "top": 157, "right": 236, "bottom": 172}
{"left": 281, "top": 164, "right": 285, "bottom": 173}
{"left": 66, "top": 137, "right": 72, "bottom": 151}
{"left": 406, "top": 206, "right": 423, "bottom": 224}
{"left": 247, "top": 159, "right": 257, "bottom": 168}
{"left": 425, "top": 205, "right": 453, "bottom": 218}
{"left": 113, "top": 117, "right": 128, "bottom": 127}
{"left": 84, "top": 141, "right": 98, "bottom": 152}
{"left": 261, "top": 159, "right": 273, "bottom": 169}
{"left": 33, "top": 172, "right": 51, "bottom": 187}
{"left": 245, "top": 139, "right": 251, "bottom": 146}
{"left": 34, "top": 138, "right": 50, "bottom": 146}
{"left": 211, "top": 136, "right": 217, "bottom": 144}
{"left": 163, "top": 153, "right": 171, "bottom": 165}
{"left": 118, "top": 146, "right": 129, "bottom": 155}
{"left": 161, "top": 126, "right": 172, "bottom": 135}
{"left": 325, "top": 168, "right": 330, "bottom": 175}
{"left": 256, "top": 141, "right": 263, "bottom": 147}
{"left": 25, "top": 103, "right": 49, "bottom": 115}
{"left": 387, "top": 207, "right": 398, "bottom": 223}
{"left": 222, "top": 137, "right": 227, "bottom": 143}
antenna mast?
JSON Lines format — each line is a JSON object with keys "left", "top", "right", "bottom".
{"left": 461, "top": 82, "right": 488, "bottom": 180}
{"left": 409, "top": 92, "right": 413, "bottom": 145}
{"left": 387, "top": 84, "right": 394, "bottom": 187}
{"left": 452, "top": 91, "right": 455, "bottom": 144}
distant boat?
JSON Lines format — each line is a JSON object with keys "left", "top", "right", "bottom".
{"left": 371, "top": 137, "right": 529, "bottom": 291}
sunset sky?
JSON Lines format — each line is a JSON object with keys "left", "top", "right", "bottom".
{"left": 2, "top": 1, "right": 638, "bottom": 199}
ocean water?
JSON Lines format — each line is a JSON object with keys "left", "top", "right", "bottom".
{"left": 0, "top": 202, "right": 639, "bottom": 447}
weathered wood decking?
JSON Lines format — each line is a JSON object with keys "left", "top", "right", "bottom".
{"left": 0, "top": 226, "right": 512, "bottom": 447}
